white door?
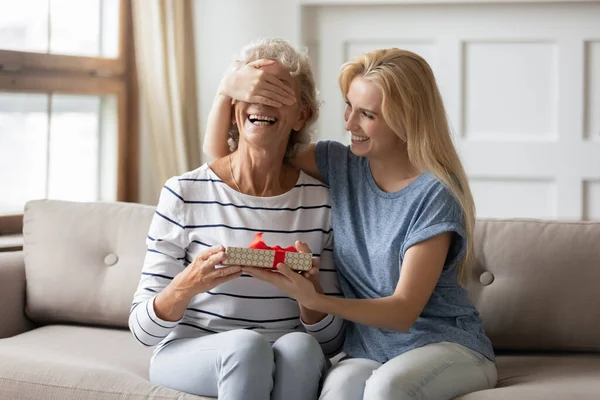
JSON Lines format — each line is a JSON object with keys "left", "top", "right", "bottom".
{"left": 303, "top": 2, "right": 600, "bottom": 220}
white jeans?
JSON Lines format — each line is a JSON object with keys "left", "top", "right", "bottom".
{"left": 319, "top": 342, "right": 497, "bottom": 400}
{"left": 150, "top": 330, "right": 327, "bottom": 400}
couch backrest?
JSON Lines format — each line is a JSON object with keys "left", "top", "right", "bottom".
{"left": 23, "top": 199, "right": 154, "bottom": 328}
{"left": 469, "top": 219, "right": 600, "bottom": 352}
{"left": 23, "top": 200, "right": 600, "bottom": 352}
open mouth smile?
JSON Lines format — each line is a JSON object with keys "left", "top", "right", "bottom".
{"left": 351, "top": 134, "right": 369, "bottom": 143}
{"left": 248, "top": 114, "right": 277, "bottom": 126}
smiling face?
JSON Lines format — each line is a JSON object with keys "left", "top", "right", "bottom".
{"left": 234, "top": 63, "right": 308, "bottom": 152}
{"left": 343, "top": 76, "right": 404, "bottom": 159}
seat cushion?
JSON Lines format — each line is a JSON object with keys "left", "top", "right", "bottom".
{"left": 2, "top": 327, "right": 599, "bottom": 400}
{"left": 456, "top": 353, "right": 600, "bottom": 399}
{"left": 0, "top": 325, "right": 211, "bottom": 400}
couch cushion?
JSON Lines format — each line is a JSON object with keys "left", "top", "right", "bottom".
{"left": 469, "top": 219, "right": 600, "bottom": 352}
{"left": 23, "top": 200, "right": 155, "bottom": 328}
{"left": 456, "top": 353, "right": 600, "bottom": 399}
{"left": 0, "top": 325, "right": 211, "bottom": 400}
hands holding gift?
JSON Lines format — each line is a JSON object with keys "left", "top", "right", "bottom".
{"left": 243, "top": 241, "right": 324, "bottom": 317}
{"left": 154, "top": 246, "right": 243, "bottom": 322}
{"left": 174, "top": 246, "right": 243, "bottom": 297}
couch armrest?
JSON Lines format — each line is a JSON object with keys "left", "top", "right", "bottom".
{"left": 0, "top": 251, "right": 35, "bottom": 338}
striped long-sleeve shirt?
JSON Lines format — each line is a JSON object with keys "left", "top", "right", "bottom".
{"left": 128, "top": 164, "right": 345, "bottom": 357}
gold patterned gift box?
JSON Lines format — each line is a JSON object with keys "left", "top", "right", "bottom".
{"left": 222, "top": 246, "right": 313, "bottom": 271}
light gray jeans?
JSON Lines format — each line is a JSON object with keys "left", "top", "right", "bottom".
{"left": 320, "top": 342, "right": 497, "bottom": 400}
{"left": 149, "top": 329, "right": 327, "bottom": 400}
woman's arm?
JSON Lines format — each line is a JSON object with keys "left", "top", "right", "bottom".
{"left": 299, "top": 236, "right": 346, "bottom": 357}
{"left": 202, "top": 93, "right": 234, "bottom": 159}
{"left": 288, "top": 144, "right": 322, "bottom": 182}
{"left": 129, "top": 179, "right": 242, "bottom": 346}
{"left": 244, "top": 232, "right": 451, "bottom": 332}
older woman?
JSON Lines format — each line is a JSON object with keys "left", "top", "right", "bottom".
{"left": 128, "top": 39, "right": 344, "bottom": 400}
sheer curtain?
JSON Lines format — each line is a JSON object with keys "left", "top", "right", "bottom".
{"left": 132, "top": 0, "right": 201, "bottom": 196}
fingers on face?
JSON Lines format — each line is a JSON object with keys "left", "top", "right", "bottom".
{"left": 262, "top": 72, "right": 295, "bottom": 97}
{"left": 248, "top": 59, "right": 276, "bottom": 69}
{"left": 262, "top": 82, "right": 295, "bottom": 105}
{"left": 251, "top": 95, "right": 283, "bottom": 108}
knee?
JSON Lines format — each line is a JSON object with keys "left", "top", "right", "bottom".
{"left": 364, "top": 372, "right": 416, "bottom": 400}
{"left": 220, "top": 330, "right": 273, "bottom": 369}
{"left": 273, "top": 332, "right": 324, "bottom": 367}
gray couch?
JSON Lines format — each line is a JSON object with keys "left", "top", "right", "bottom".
{"left": 1, "top": 199, "right": 599, "bottom": 399}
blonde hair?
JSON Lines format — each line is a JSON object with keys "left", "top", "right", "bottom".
{"left": 339, "top": 49, "right": 476, "bottom": 286}
{"left": 228, "top": 38, "right": 320, "bottom": 158}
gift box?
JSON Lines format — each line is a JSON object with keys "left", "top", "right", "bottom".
{"left": 221, "top": 233, "right": 313, "bottom": 271}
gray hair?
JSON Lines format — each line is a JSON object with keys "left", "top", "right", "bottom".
{"left": 228, "top": 38, "right": 320, "bottom": 158}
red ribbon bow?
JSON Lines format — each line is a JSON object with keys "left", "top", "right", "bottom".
{"left": 249, "top": 233, "right": 297, "bottom": 268}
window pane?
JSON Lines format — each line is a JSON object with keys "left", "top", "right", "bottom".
{"left": 0, "top": 0, "right": 49, "bottom": 53}
{"left": 48, "top": 94, "right": 118, "bottom": 202}
{"left": 0, "top": 0, "right": 120, "bottom": 57}
{"left": 0, "top": 92, "right": 118, "bottom": 216}
{"left": 0, "top": 93, "right": 49, "bottom": 215}
{"left": 101, "top": 0, "right": 120, "bottom": 58}
{"left": 48, "top": 95, "right": 99, "bottom": 201}
{"left": 99, "top": 96, "right": 118, "bottom": 201}
{"left": 49, "top": 0, "right": 120, "bottom": 58}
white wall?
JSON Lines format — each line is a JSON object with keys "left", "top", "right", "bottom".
{"left": 138, "top": 0, "right": 600, "bottom": 221}
{"left": 193, "top": 0, "right": 301, "bottom": 155}
{"left": 305, "top": 1, "right": 600, "bottom": 220}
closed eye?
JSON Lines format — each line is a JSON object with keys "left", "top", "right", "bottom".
{"left": 346, "top": 100, "right": 374, "bottom": 120}
{"left": 362, "top": 111, "right": 374, "bottom": 120}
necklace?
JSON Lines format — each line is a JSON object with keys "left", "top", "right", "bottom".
{"left": 229, "top": 153, "right": 289, "bottom": 195}
{"left": 228, "top": 153, "right": 242, "bottom": 192}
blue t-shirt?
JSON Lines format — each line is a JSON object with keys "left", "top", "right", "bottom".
{"left": 316, "top": 140, "right": 495, "bottom": 363}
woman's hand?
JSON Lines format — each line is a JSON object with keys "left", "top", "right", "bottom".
{"left": 244, "top": 241, "right": 323, "bottom": 305}
{"left": 173, "top": 245, "right": 242, "bottom": 297}
{"left": 243, "top": 263, "right": 319, "bottom": 309}
{"left": 154, "top": 246, "right": 242, "bottom": 322}
{"left": 296, "top": 241, "right": 324, "bottom": 294}
{"left": 218, "top": 59, "right": 296, "bottom": 107}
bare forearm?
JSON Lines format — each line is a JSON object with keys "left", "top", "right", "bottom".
{"left": 203, "top": 93, "right": 233, "bottom": 158}
{"left": 300, "top": 281, "right": 327, "bottom": 324}
{"left": 153, "top": 284, "right": 193, "bottom": 322}
{"left": 310, "top": 295, "right": 416, "bottom": 332}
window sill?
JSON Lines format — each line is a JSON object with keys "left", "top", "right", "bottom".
{"left": 0, "top": 234, "right": 24, "bottom": 252}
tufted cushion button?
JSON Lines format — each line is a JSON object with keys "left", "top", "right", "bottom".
{"left": 480, "top": 271, "right": 494, "bottom": 286}
{"left": 104, "top": 253, "right": 119, "bottom": 266}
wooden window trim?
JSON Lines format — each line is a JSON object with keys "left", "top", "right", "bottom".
{"left": 0, "top": 215, "right": 22, "bottom": 236}
{"left": 0, "top": 49, "right": 124, "bottom": 77}
{"left": 0, "top": 0, "right": 137, "bottom": 237}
